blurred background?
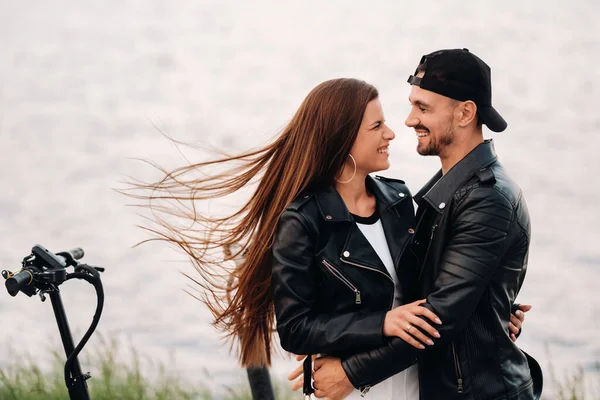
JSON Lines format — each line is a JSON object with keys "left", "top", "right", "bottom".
{"left": 0, "top": 0, "right": 598, "bottom": 397}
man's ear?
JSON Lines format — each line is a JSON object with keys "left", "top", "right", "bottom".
{"left": 458, "top": 100, "right": 478, "bottom": 127}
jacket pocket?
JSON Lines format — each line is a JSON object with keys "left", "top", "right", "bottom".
{"left": 321, "top": 259, "right": 361, "bottom": 305}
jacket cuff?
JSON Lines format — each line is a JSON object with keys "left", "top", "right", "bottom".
{"left": 341, "top": 357, "right": 362, "bottom": 389}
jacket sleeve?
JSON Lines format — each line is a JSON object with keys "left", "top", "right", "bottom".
{"left": 272, "top": 210, "right": 387, "bottom": 355}
{"left": 341, "top": 187, "right": 516, "bottom": 388}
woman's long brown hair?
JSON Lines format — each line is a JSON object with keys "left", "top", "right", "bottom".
{"left": 127, "top": 78, "right": 378, "bottom": 367}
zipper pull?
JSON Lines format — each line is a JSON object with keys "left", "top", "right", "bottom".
{"left": 430, "top": 224, "right": 438, "bottom": 240}
{"left": 457, "top": 378, "right": 464, "bottom": 393}
{"left": 359, "top": 385, "right": 370, "bottom": 397}
{"left": 355, "top": 290, "right": 362, "bottom": 304}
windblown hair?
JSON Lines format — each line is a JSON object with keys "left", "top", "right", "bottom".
{"left": 127, "top": 78, "right": 378, "bottom": 367}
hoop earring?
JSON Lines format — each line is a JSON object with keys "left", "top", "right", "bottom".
{"left": 335, "top": 154, "right": 356, "bottom": 184}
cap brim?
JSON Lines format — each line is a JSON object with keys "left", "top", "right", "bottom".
{"left": 478, "top": 105, "right": 507, "bottom": 133}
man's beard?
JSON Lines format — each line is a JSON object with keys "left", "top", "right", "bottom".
{"left": 417, "top": 118, "right": 455, "bottom": 156}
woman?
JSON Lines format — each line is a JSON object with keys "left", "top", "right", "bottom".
{"left": 130, "top": 78, "right": 525, "bottom": 399}
{"left": 269, "top": 79, "right": 438, "bottom": 399}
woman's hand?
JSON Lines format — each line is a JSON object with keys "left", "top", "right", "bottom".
{"left": 288, "top": 354, "right": 316, "bottom": 391}
{"left": 509, "top": 304, "right": 532, "bottom": 342}
{"left": 383, "top": 299, "right": 442, "bottom": 349}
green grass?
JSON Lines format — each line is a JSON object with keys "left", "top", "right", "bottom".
{"left": 541, "top": 344, "right": 600, "bottom": 400}
{"left": 1, "top": 336, "right": 596, "bottom": 399}
{"left": 544, "top": 361, "right": 600, "bottom": 400}
{"left": 0, "top": 335, "right": 294, "bottom": 400}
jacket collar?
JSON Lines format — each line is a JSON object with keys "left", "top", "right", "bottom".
{"left": 313, "top": 175, "right": 405, "bottom": 222}
{"left": 312, "top": 175, "right": 412, "bottom": 278}
{"left": 414, "top": 139, "right": 498, "bottom": 214}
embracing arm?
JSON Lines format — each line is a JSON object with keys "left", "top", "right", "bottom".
{"left": 272, "top": 210, "right": 387, "bottom": 355}
{"left": 341, "top": 187, "right": 517, "bottom": 388}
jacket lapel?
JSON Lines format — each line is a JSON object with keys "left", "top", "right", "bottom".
{"left": 379, "top": 205, "right": 412, "bottom": 271}
{"left": 313, "top": 181, "right": 392, "bottom": 279}
{"left": 369, "top": 176, "right": 413, "bottom": 271}
{"left": 339, "top": 222, "right": 391, "bottom": 278}
{"left": 417, "top": 139, "right": 498, "bottom": 214}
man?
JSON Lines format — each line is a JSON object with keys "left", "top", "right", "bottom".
{"left": 296, "top": 49, "right": 542, "bottom": 399}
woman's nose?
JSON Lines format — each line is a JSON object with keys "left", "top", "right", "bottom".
{"left": 384, "top": 127, "right": 396, "bottom": 141}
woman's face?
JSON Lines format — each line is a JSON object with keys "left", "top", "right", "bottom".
{"left": 349, "top": 97, "right": 395, "bottom": 175}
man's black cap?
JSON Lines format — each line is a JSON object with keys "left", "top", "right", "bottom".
{"left": 407, "top": 48, "right": 507, "bottom": 133}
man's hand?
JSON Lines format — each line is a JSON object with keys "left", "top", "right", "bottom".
{"left": 312, "top": 356, "right": 354, "bottom": 399}
{"left": 509, "top": 304, "right": 532, "bottom": 342}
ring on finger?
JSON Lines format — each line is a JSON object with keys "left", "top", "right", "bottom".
{"left": 406, "top": 324, "right": 413, "bottom": 332}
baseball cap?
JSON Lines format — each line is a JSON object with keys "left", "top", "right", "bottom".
{"left": 407, "top": 48, "right": 507, "bottom": 133}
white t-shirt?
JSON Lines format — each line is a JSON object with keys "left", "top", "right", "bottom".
{"left": 345, "top": 210, "right": 419, "bottom": 400}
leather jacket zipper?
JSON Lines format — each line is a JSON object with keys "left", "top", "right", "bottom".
{"left": 418, "top": 223, "right": 438, "bottom": 281}
{"left": 430, "top": 223, "right": 438, "bottom": 240}
{"left": 339, "top": 258, "right": 394, "bottom": 283}
{"left": 339, "top": 257, "right": 394, "bottom": 309}
{"left": 451, "top": 342, "right": 464, "bottom": 394}
{"left": 359, "top": 385, "right": 370, "bottom": 397}
{"left": 321, "top": 260, "right": 361, "bottom": 304}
